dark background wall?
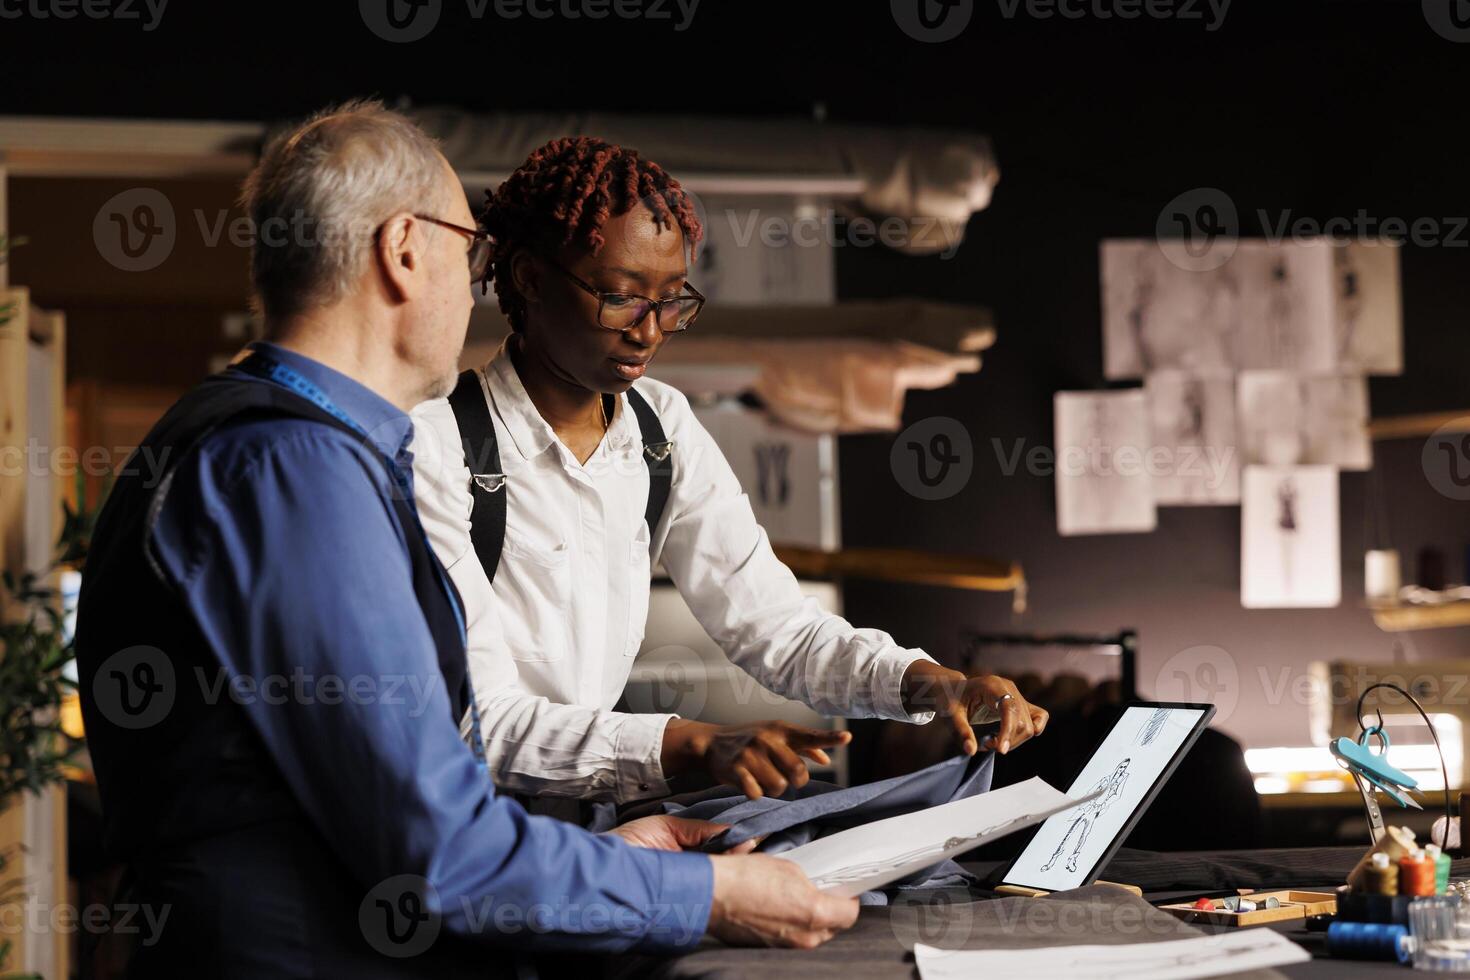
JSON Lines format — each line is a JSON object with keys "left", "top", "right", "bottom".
{"left": 6, "top": 0, "right": 1470, "bottom": 749}
{"left": 822, "top": 5, "right": 1470, "bottom": 749}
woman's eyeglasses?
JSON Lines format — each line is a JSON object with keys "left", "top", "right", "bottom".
{"left": 544, "top": 258, "right": 705, "bottom": 334}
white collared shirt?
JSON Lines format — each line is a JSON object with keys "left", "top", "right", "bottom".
{"left": 410, "top": 342, "right": 935, "bottom": 802}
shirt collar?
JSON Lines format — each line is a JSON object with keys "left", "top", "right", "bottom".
{"left": 484, "top": 340, "right": 638, "bottom": 464}
{"left": 243, "top": 341, "right": 415, "bottom": 461}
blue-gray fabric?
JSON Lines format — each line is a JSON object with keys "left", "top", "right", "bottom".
{"left": 645, "top": 753, "right": 995, "bottom": 903}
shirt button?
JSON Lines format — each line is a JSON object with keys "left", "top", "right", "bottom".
{"left": 639, "top": 782, "right": 650, "bottom": 792}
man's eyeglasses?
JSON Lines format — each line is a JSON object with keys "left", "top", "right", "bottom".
{"left": 545, "top": 258, "right": 705, "bottom": 334}
{"left": 415, "top": 214, "right": 493, "bottom": 283}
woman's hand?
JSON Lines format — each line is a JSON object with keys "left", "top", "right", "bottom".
{"left": 900, "top": 661, "right": 1049, "bottom": 756}
{"left": 662, "top": 719, "right": 852, "bottom": 799}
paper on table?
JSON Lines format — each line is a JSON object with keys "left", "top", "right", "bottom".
{"left": 915, "top": 928, "right": 1310, "bottom": 980}
{"left": 776, "top": 776, "right": 1097, "bottom": 897}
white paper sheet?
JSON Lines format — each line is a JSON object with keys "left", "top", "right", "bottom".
{"left": 1334, "top": 241, "right": 1403, "bottom": 375}
{"left": 915, "top": 928, "right": 1310, "bottom": 980}
{"left": 1054, "top": 390, "right": 1158, "bottom": 536}
{"left": 1144, "top": 371, "right": 1240, "bottom": 505}
{"left": 1102, "top": 239, "right": 1339, "bottom": 378}
{"left": 776, "top": 776, "right": 1096, "bottom": 898}
{"left": 1241, "top": 464, "right": 1341, "bottom": 608}
{"left": 1237, "top": 371, "right": 1372, "bottom": 471}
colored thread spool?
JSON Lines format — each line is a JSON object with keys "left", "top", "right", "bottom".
{"left": 1326, "top": 922, "right": 1412, "bottom": 964}
{"left": 1366, "top": 851, "right": 1399, "bottom": 896}
{"left": 1401, "top": 850, "right": 1438, "bottom": 897}
{"left": 1426, "top": 843, "right": 1453, "bottom": 895}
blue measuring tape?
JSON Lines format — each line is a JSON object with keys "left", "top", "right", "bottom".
{"left": 234, "top": 351, "right": 488, "bottom": 766}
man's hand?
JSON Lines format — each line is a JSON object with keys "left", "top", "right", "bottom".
{"left": 662, "top": 719, "right": 851, "bottom": 800}
{"left": 604, "top": 815, "right": 759, "bottom": 854}
{"left": 900, "top": 661, "right": 1049, "bottom": 756}
{"left": 708, "top": 853, "right": 859, "bottom": 948}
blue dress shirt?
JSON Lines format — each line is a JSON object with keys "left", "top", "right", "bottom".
{"left": 148, "top": 342, "right": 713, "bottom": 953}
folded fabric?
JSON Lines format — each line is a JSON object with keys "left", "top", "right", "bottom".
{"left": 658, "top": 752, "right": 995, "bottom": 901}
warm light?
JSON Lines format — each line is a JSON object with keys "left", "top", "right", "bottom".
{"left": 1244, "top": 714, "right": 1464, "bottom": 795}
{"left": 61, "top": 692, "right": 85, "bottom": 740}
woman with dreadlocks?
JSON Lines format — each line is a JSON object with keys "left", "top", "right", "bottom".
{"left": 410, "top": 137, "right": 1047, "bottom": 819}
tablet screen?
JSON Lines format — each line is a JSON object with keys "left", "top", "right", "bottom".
{"left": 1001, "top": 705, "right": 1211, "bottom": 892}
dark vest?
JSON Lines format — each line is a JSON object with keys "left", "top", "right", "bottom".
{"left": 75, "top": 369, "right": 492, "bottom": 977}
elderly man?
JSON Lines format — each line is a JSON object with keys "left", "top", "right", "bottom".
{"left": 74, "top": 101, "right": 855, "bottom": 977}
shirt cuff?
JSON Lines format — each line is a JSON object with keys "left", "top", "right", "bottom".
{"left": 872, "top": 648, "right": 940, "bottom": 724}
{"left": 614, "top": 712, "right": 678, "bottom": 802}
{"left": 631, "top": 848, "right": 714, "bottom": 952}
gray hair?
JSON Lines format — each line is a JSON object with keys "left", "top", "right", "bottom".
{"left": 240, "top": 99, "right": 447, "bottom": 322}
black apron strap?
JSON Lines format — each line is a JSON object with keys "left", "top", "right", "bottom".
{"left": 626, "top": 387, "right": 673, "bottom": 538}
{"left": 446, "top": 368, "right": 507, "bottom": 585}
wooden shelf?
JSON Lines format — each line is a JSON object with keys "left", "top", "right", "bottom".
{"left": 1369, "top": 411, "right": 1470, "bottom": 441}
{"left": 772, "top": 545, "right": 1023, "bottom": 594}
{"left": 1369, "top": 600, "right": 1470, "bottom": 632}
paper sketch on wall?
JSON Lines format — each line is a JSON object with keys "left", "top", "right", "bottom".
{"left": 1101, "top": 239, "right": 1399, "bottom": 379}
{"left": 1237, "top": 372, "right": 1371, "bottom": 471}
{"left": 1334, "top": 241, "right": 1403, "bottom": 375}
{"left": 1054, "top": 390, "right": 1157, "bottom": 536}
{"left": 1144, "top": 371, "right": 1240, "bottom": 505}
{"left": 1241, "top": 465, "right": 1341, "bottom": 609}
{"left": 1041, "top": 759, "right": 1131, "bottom": 874}
{"left": 689, "top": 194, "right": 835, "bottom": 305}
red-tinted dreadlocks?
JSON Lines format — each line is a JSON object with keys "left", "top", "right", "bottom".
{"left": 480, "top": 136, "right": 704, "bottom": 331}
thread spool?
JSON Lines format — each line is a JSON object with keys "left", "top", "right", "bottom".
{"left": 1400, "top": 850, "right": 1437, "bottom": 897}
{"left": 1366, "top": 851, "right": 1399, "bottom": 896}
{"left": 1426, "top": 843, "right": 1453, "bottom": 895}
{"left": 1365, "top": 549, "right": 1402, "bottom": 602}
{"left": 1326, "top": 922, "right": 1412, "bottom": 964}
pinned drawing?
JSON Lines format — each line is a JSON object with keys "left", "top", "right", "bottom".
{"left": 1041, "top": 760, "right": 1131, "bottom": 875}
{"left": 1237, "top": 372, "right": 1371, "bottom": 471}
{"left": 1054, "top": 390, "right": 1157, "bottom": 536}
{"left": 1334, "top": 241, "right": 1403, "bottom": 375}
{"left": 1102, "top": 239, "right": 1346, "bottom": 378}
{"left": 1144, "top": 371, "right": 1240, "bottom": 505}
{"left": 1241, "top": 465, "right": 1341, "bottom": 609}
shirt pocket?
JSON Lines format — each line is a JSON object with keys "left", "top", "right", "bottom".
{"left": 497, "top": 527, "right": 571, "bottom": 663}
{"left": 623, "top": 524, "right": 652, "bottom": 657}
